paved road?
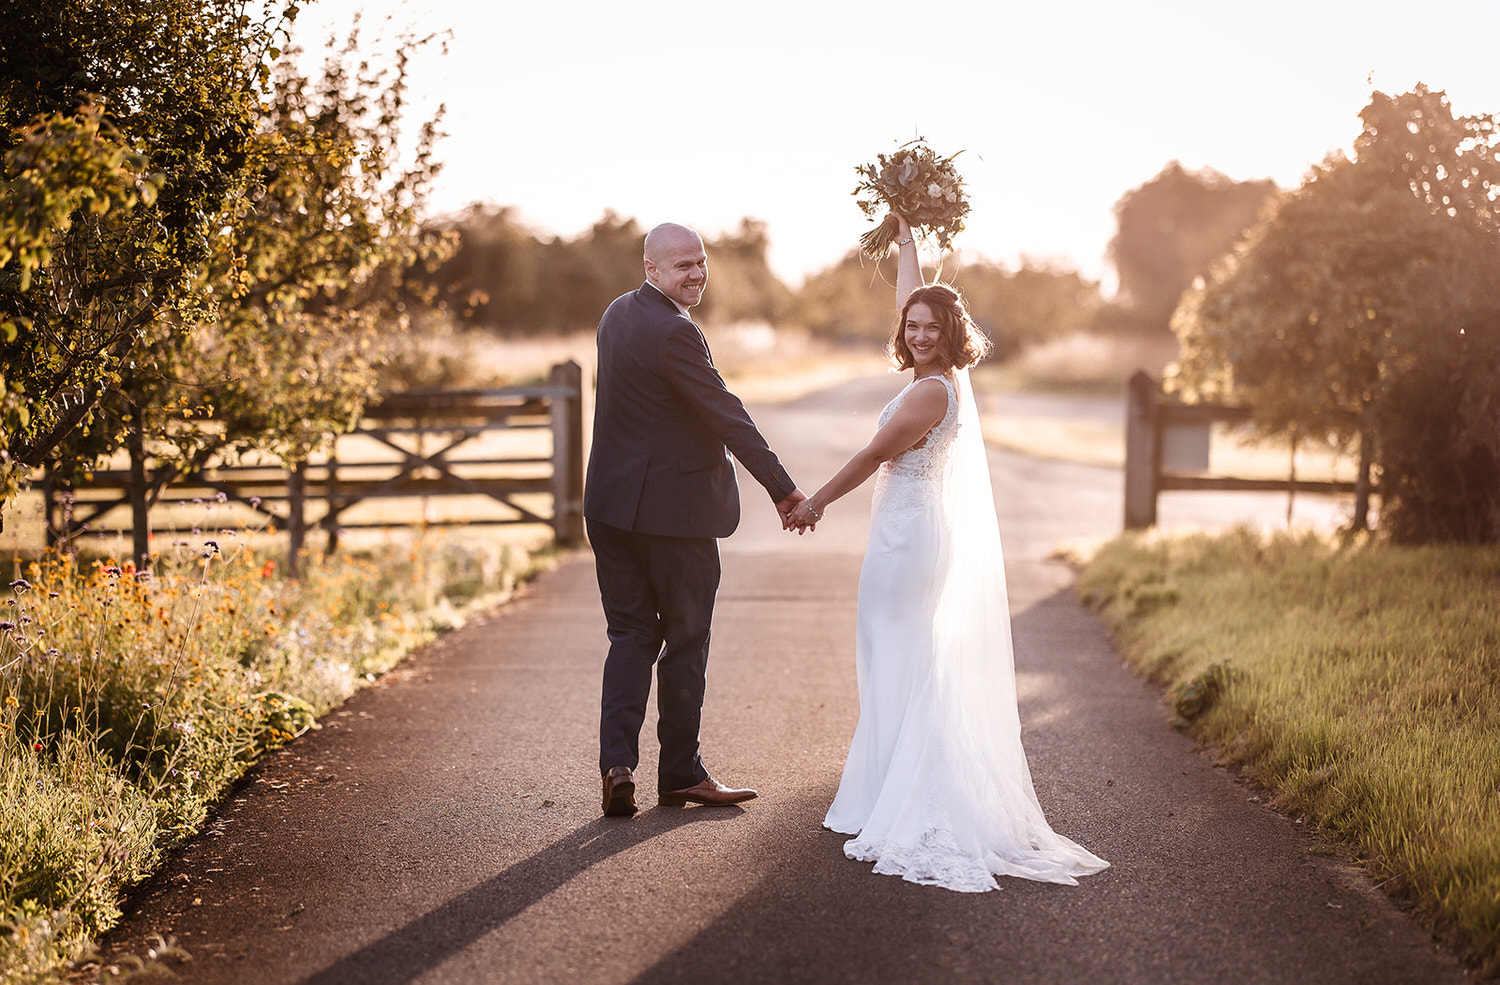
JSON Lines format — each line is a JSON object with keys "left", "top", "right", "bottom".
{"left": 103, "top": 376, "right": 1470, "bottom": 984}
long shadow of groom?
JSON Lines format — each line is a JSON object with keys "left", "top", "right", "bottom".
{"left": 295, "top": 805, "right": 743, "bottom": 985}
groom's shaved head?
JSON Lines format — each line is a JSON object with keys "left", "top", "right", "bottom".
{"left": 644, "top": 222, "right": 701, "bottom": 263}
{"left": 643, "top": 222, "right": 708, "bottom": 308}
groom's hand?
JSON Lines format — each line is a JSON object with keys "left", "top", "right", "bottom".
{"left": 776, "top": 489, "right": 808, "bottom": 531}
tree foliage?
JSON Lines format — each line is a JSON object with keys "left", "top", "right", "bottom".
{"left": 0, "top": 0, "right": 295, "bottom": 503}
{"left": 422, "top": 210, "right": 793, "bottom": 334}
{"left": 99, "top": 22, "right": 453, "bottom": 474}
{"left": 1170, "top": 86, "right": 1500, "bottom": 542}
{"left": 1, "top": 2, "right": 451, "bottom": 554}
{"left": 1109, "top": 161, "right": 1278, "bottom": 335}
{"left": 797, "top": 250, "right": 1101, "bottom": 358}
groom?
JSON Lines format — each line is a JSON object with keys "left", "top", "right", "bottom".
{"left": 584, "top": 222, "right": 807, "bottom": 818}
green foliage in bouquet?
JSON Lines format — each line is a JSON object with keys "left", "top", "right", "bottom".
{"left": 854, "top": 139, "right": 970, "bottom": 259}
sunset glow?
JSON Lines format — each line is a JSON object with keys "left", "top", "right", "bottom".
{"left": 291, "top": 0, "right": 1500, "bottom": 288}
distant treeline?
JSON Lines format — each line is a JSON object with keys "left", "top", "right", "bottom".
{"left": 416, "top": 161, "right": 1279, "bottom": 356}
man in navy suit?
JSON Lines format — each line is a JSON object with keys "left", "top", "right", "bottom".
{"left": 584, "top": 222, "right": 806, "bottom": 817}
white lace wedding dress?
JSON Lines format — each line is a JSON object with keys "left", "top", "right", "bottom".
{"left": 823, "top": 369, "right": 1109, "bottom": 891}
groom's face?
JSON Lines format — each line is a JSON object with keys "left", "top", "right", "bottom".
{"left": 646, "top": 235, "right": 709, "bottom": 309}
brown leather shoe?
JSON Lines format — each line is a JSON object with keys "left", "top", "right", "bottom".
{"left": 658, "top": 776, "right": 757, "bottom": 807}
{"left": 602, "top": 765, "right": 638, "bottom": 817}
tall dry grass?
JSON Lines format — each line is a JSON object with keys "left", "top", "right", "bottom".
{"left": 1078, "top": 528, "right": 1500, "bottom": 975}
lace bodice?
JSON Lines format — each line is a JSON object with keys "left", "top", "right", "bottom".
{"left": 877, "top": 374, "right": 960, "bottom": 489}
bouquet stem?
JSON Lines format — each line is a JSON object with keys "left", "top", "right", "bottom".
{"left": 859, "top": 214, "right": 902, "bottom": 260}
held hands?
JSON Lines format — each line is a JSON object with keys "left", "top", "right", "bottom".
{"left": 786, "top": 498, "right": 822, "bottom": 535}
{"left": 775, "top": 489, "right": 819, "bottom": 535}
{"left": 776, "top": 489, "right": 809, "bottom": 532}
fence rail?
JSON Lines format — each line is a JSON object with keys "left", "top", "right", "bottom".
{"left": 1123, "top": 370, "right": 1359, "bottom": 529}
{"left": 43, "top": 361, "right": 585, "bottom": 566}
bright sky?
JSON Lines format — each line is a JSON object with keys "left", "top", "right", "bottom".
{"left": 290, "top": 0, "right": 1500, "bottom": 290}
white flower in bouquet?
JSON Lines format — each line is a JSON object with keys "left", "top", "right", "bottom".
{"left": 853, "top": 139, "right": 970, "bottom": 259}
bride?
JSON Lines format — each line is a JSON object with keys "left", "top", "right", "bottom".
{"left": 787, "top": 213, "right": 1109, "bottom": 891}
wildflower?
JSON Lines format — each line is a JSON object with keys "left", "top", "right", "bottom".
{"left": 33, "top": 742, "right": 43, "bottom": 753}
{"left": 216, "top": 491, "right": 228, "bottom": 504}
{"left": 104, "top": 565, "right": 121, "bottom": 578}
{"left": 203, "top": 540, "right": 220, "bottom": 556}
{"left": 0, "top": 621, "right": 13, "bottom": 631}
{"left": 250, "top": 496, "right": 262, "bottom": 508}
{"left": 9, "top": 578, "right": 32, "bottom": 593}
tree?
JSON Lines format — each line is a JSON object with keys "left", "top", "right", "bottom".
{"left": 695, "top": 218, "right": 796, "bottom": 327}
{"left": 40, "top": 19, "right": 451, "bottom": 566}
{"left": 955, "top": 259, "right": 1101, "bottom": 360}
{"left": 421, "top": 211, "right": 795, "bottom": 335}
{"left": 1109, "top": 162, "right": 1278, "bottom": 335}
{"left": 1169, "top": 86, "right": 1500, "bottom": 541}
{"left": 0, "top": 0, "right": 295, "bottom": 514}
{"left": 796, "top": 249, "right": 1101, "bottom": 357}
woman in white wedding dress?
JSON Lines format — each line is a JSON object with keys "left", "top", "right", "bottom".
{"left": 787, "top": 214, "right": 1109, "bottom": 891}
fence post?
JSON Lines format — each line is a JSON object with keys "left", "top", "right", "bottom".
{"left": 287, "top": 461, "right": 306, "bottom": 578}
{"left": 41, "top": 469, "right": 65, "bottom": 551}
{"left": 550, "top": 360, "right": 585, "bottom": 546}
{"left": 324, "top": 451, "right": 342, "bottom": 555}
{"left": 1123, "top": 370, "right": 1160, "bottom": 530}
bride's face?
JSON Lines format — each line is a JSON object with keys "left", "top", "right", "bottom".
{"left": 904, "top": 302, "right": 944, "bottom": 372}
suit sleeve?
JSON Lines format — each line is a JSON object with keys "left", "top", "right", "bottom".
{"left": 660, "top": 319, "right": 797, "bottom": 502}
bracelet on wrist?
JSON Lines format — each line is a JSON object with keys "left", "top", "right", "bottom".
{"left": 895, "top": 236, "right": 914, "bottom": 246}
{"left": 806, "top": 505, "right": 822, "bottom": 519}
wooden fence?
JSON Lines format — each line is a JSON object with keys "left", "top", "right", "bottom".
{"left": 1123, "top": 370, "right": 1359, "bottom": 529}
{"left": 43, "top": 361, "right": 585, "bottom": 566}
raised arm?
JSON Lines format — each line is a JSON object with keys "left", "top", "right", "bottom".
{"left": 894, "top": 212, "right": 922, "bottom": 308}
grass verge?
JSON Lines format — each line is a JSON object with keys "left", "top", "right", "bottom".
{"left": 0, "top": 522, "right": 553, "bottom": 983}
{"left": 1076, "top": 528, "right": 1500, "bottom": 976}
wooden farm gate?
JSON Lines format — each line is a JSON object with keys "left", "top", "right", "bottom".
{"left": 43, "top": 361, "right": 585, "bottom": 567}
{"left": 1123, "top": 370, "right": 1360, "bottom": 529}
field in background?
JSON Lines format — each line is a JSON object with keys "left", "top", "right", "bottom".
{"left": 973, "top": 331, "right": 1358, "bottom": 486}
{"left": 4, "top": 326, "right": 1360, "bottom": 558}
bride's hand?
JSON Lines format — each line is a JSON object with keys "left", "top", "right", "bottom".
{"left": 892, "top": 211, "right": 913, "bottom": 243}
{"left": 787, "top": 500, "right": 820, "bottom": 533}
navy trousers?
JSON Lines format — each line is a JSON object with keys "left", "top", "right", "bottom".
{"left": 587, "top": 518, "right": 719, "bottom": 793}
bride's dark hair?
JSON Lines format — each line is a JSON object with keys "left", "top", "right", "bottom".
{"left": 888, "top": 283, "right": 992, "bottom": 371}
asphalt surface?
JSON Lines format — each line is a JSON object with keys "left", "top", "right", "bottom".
{"left": 102, "top": 375, "right": 1473, "bottom": 984}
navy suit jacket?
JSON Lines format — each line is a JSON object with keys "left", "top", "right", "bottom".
{"left": 583, "top": 282, "right": 796, "bottom": 539}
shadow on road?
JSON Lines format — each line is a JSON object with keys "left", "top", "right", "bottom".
{"left": 294, "top": 806, "right": 745, "bottom": 985}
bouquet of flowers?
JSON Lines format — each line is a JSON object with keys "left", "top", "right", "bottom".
{"left": 853, "top": 139, "right": 969, "bottom": 259}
